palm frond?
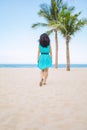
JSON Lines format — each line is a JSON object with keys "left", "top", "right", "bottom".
{"left": 38, "top": 3, "right": 52, "bottom": 21}
{"left": 46, "top": 29, "right": 54, "bottom": 35}
{"left": 73, "top": 11, "right": 81, "bottom": 19}
{"left": 60, "top": 10, "right": 87, "bottom": 39}
{"left": 81, "top": 18, "right": 87, "bottom": 24}
{"left": 32, "top": 23, "right": 48, "bottom": 28}
{"left": 68, "top": 6, "right": 75, "bottom": 12}
{"left": 50, "top": 0, "right": 59, "bottom": 20}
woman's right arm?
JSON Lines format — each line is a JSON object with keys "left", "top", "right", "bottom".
{"left": 50, "top": 46, "right": 52, "bottom": 59}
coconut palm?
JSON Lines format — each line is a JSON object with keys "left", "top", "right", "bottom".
{"left": 60, "top": 10, "right": 87, "bottom": 71}
{"left": 32, "top": 0, "right": 64, "bottom": 68}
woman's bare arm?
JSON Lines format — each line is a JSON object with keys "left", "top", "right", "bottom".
{"left": 37, "top": 47, "right": 40, "bottom": 63}
{"left": 50, "top": 46, "right": 52, "bottom": 59}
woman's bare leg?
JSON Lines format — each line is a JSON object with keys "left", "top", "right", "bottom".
{"left": 43, "top": 69, "right": 48, "bottom": 84}
{"left": 41, "top": 70, "right": 44, "bottom": 79}
{"left": 40, "top": 70, "right": 44, "bottom": 86}
{"left": 40, "top": 69, "right": 49, "bottom": 86}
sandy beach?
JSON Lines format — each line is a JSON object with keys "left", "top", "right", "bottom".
{"left": 0, "top": 68, "right": 87, "bottom": 130}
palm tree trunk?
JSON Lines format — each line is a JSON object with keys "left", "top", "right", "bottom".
{"left": 66, "top": 37, "right": 70, "bottom": 71}
{"left": 54, "top": 30, "right": 58, "bottom": 68}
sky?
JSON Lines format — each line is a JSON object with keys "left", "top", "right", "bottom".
{"left": 0, "top": 0, "right": 87, "bottom": 64}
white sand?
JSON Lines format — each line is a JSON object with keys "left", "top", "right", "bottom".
{"left": 0, "top": 68, "right": 87, "bottom": 130}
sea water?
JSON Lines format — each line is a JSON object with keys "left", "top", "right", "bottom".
{"left": 0, "top": 64, "right": 87, "bottom": 68}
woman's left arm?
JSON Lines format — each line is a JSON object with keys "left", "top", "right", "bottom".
{"left": 37, "top": 47, "right": 40, "bottom": 63}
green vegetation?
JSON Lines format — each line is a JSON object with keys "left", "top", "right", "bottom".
{"left": 32, "top": 0, "right": 87, "bottom": 70}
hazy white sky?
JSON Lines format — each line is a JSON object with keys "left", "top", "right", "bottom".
{"left": 0, "top": 0, "right": 87, "bottom": 64}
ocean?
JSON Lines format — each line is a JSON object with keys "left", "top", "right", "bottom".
{"left": 0, "top": 64, "right": 87, "bottom": 68}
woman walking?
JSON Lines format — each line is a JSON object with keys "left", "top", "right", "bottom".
{"left": 37, "top": 33, "right": 52, "bottom": 86}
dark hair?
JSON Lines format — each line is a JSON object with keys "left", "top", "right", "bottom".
{"left": 39, "top": 33, "right": 50, "bottom": 47}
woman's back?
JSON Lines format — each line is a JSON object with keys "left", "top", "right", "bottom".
{"left": 39, "top": 45, "right": 50, "bottom": 53}
{"left": 38, "top": 44, "right": 52, "bottom": 70}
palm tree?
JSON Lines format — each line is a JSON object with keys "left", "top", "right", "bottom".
{"left": 32, "top": 0, "right": 64, "bottom": 68}
{"left": 60, "top": 10, "right": 87, "bottom": 71}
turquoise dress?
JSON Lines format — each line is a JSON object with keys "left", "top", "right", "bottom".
{"left": 38, "top": 44, "right": 52, "bottom": 70}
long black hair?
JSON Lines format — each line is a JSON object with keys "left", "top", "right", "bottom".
{"left": 39, "top": 33, "right": 50, "bottom": 47}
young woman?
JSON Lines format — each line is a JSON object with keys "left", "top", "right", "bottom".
{"left": 37, "top": 33, "right": 52, "bottom": 86}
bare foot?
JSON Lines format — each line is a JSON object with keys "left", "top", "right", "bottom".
{"left": 39, "top": 79, "right": 43, "bottom": 86}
